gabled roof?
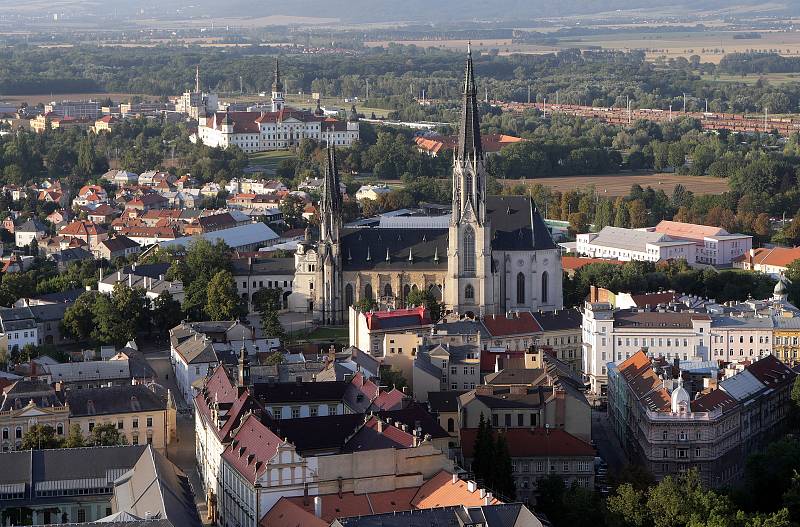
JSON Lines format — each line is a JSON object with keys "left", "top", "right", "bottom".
{"left": 363, "top": 307, "right": 432, "bottom": 331}
{"left": 486, "top": 196, "right": 555, "bottom": 251}
{"left": 616, "top": 350, "right": 671, "bottom": 412}
{"left": 222, "top": 413, "right": 282, "bottom": 483}
{"left": 740, "top": 246, "right": 800, "bottom": 268}
{"left": 101, "top": 235, "right": 140, "bottom": 252}
{"left": 746, "top": 354, "right": 796, "bottom": 388}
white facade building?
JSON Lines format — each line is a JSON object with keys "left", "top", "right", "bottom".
{"left": 575, "top": 226, "right": 696, "bottom": 265}
{"left": 581, "top": 302, "right": 712, "bottom": 396}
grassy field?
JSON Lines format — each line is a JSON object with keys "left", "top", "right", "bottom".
{"left": 702, "top": 72, "right": 800, "bottom": 85}
{"left": 500, "top": 172, "right": 731, "bottom": 197}
{"left": 247, "top": 150, "right": 295, "bottom": 175}
{"left": 289, "top": 326, "right": 348, "bottom": 342}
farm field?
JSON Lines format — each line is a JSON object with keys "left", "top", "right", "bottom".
{"left": 366, "top": 29, "right": 800, "bottom": 64}
{"left": 500, "top": 172, "right": 731, "bottom": 197}
{"left": 0, "top": 92, "right": 151, "bottom": 105}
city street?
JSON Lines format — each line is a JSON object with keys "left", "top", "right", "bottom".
{"left": 591, "top": 408, "right": 626, "bottom": 477}
{"left": 144, "top": 347, "right": 211, "bottom": 525}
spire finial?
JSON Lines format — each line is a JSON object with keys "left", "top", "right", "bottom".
{"left": 434, "top": 246, "right": 439, "bottom": 263}
{"left": 385, "top": 247, "right": 390, "bottom": 262}
{"left": 467, "top": 41, "right": 472, "bottom": 56}
{"left": 408, "top": 248, "right": 413, "bottom": 262}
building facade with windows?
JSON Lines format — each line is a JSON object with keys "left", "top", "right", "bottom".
{"left": 64, "top": 384, "right": 176, "bottom": 451}
{"left": 607, "top": 351, "right": 795, "bottom": 487}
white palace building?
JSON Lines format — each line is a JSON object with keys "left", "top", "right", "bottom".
{"left": 193, "top": 60, "right": 360, "bottom": 153}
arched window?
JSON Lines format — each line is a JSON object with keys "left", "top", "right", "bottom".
{"left": 447, "top": 418, "right": 455, "bottom": 433}
{"left": 403, "top": 284, "right": 411, "bottom": 305}
{"left": 56, "top": 423, "right": 63, "bottom": 435}
{"left": 465, "top": 284, "right": 474, "bottom": 300}
{"left": 517, "top": 272, "right": 526, "bottom": 305}
{"left": 364, "top": 284, "right": 373, "bottom": 300}
{"left": 541, "top": 272, "right": 549, "bottom": 304}
{"left": 345, "top": 284, "right": 354, "bottom": 308}
{"left": 462, "top": 226, "right": 476, "bottom": 274}
{"left": 384, "top": 284, "right": 393, "bottom": 298}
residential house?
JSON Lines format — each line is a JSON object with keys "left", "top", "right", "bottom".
{"left": 97, "top": 235, "right": 142, "bottom": 260}
{"left": 608, "top": 351, "right": 795, "bottom": 487}
{"left": 413, "top": 342, "right": 481, "bottom": 402}
{"left": 59, "top": 220, "right": 109, "bottom": 254}
{"left": 14, "top": 218, "right": 47, "bottom": 248}
{"left": 734, "top": 246, "right": 800, "bottom": 278}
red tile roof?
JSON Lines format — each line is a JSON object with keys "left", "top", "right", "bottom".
{"left": 363, "top": 307, "right": 431, "bottom": 331}
{"left": 461, "top": 427, "right": 594, "bottom": 459}
{"left": 411, "top": 469, "right": 501, "bottom": 509}
{"left": 746, "top": 354, "right": 796, "bottom": 388}
{"left": 59, "top": 220, "right": 107, "bottom": 237}
{"left": 222, "top": 413, "right": 282, "bottom": 483}
{"left": 561, "top": 255, "right": 623, "bottom": 271}
{"left": 481, "top": 312, "right": 542, "bottom": 337}
{"left": 738, "top": 247, "right": 800, "bottom": 268}
{"left": 617, "top": 350, "right": 671, "bottom": 412}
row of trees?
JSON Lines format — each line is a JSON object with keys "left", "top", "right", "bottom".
{"left": 563, "top": 260, "right": 777, "bottom": 308}
{"left": 19, "top": 423, "right": 127, "bottom": 450}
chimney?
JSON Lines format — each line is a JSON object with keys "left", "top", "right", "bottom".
{"left": 452, "top": 473, "right": 458, "bottom": 484}
{"left": 484, "top": 492, "right": 493, "bottom": 505}
{"left": 128, "top": 273, "right": 132, "bottom": 287}
{"left": 117, "top": 270, "right": 122, "bottom": 281}
{"left": 479, "top": 488, "right": 487, "bottom": 499}
{"left": 495, "top": 355, "right": 501, "bottom": 373}
{"left": 467, "top": 480, "right": 477, "bottom": 493}
{"left": 376, "top": 419, "right": 384, "bottom": 433}
{"left": 312, "top": 496, "right": 322, "bottom": 518}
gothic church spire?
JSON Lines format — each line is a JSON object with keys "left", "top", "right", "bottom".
{"left": 457, "top": 42, "right": 482, "bottom": 161}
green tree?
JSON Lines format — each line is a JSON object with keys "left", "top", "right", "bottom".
{"left": 280, "top": 194, "right": 307, "bottom": 229}
{"left": 20, "top": 424, "right": 63, "bottom": 450}
{"left": 471, "top": 413, "right": 495, "bottom": 486}
{"left": 89, "top": 423, "right": 128, "bottom": 446}
{"left": 405, "top": 289, "right": 442, "bottom": 321}
{"left": 205, "top": 270, "right": 244, "bottom": 321}
{"left": 353, "top": 297, "right": 376, "bottom": 313}
{"left": 253, "top": 287, "right": 286, "bottom": 339}
{"left": 491, "top": 433, "right": 516, "bottom": 500}
{"left": 61, "top": 291, "right": 99, "bottom": 342}
{"left": 63, "top": 423, "right": 86, "bottom": 448}
{"left": 151, "top": 290, "right": 183, "bottom": 340}
{"left": 379, "top": 366, "right": 407, "bottom": 391}
{"left": 111, "top": 282, "right": 148, "bottom": 340}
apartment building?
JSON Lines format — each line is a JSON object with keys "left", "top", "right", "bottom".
{"left": 608, "top": 351, "right": 795, "bottom": 487}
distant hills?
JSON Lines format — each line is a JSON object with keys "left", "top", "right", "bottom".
{"left": 0, "top": 0, "right": 797, "bottom": 23}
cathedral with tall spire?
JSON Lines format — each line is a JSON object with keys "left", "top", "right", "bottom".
{"left": 289, "top": 46, "right": 562, "bottom": 323}
{"left": 271, "top": 58, "right": 285, "bottom": 113}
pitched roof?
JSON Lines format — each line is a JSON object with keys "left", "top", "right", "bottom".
{"left": 65, "top": 384, "right": 167, "bottom": 417}
{"left": 461, "top": 427, "right": 594, "bottom": 458}
{"left": 486, "top": 196, "right": 555, "bottom": 251}
{"left": 59, "top": 220, "right": 107, "bottom": 237}
{"left": 746, "top": 354, "right": 796, "bottom": 388}
{"left": 741, "top": 246, "right": 800, "bottom": 268}
{"left": 482, "top": 312, "right": 542, "bottom": 336}
{"left": 561, "top": 255, "right": 623, "bottom": 271}
{"left": 531, "top": 308, "right": 582, "bottom": 331}
{"left": 411, "top": 470, "right": 501, "bottom": 509}
{"left": 222, "top": 413, "right": 282, "bottom": 483}
{"left": 654, "top": 220, "right": 728, "bottom": 241}
{"left": 101, "top": 235, "right": 140, "bottom": 252}
{"left": 616, "top": 350, "right": 671, "bottom": 412}
{"left": 363, "top": 307, "right": 432, "bottom": 331}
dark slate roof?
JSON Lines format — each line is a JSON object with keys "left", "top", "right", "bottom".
{"left": 0, "top": 306, "right": 36, "bottom": 331}
{"left": 17, "top": 219, "right": 47, "bottom": 232}
{"left": 232, "top": 256, "right": 296, "bottom": 276}
{"left": 29, "top": 303, "right": 70, "bottom": 322}
{"left": 102, "top": 235, "right": 140, "bottom": 252}
{"left": 123, "top": 262, "right": 171, "bottom": 279}
{"left": 427, "top": 390, "right": 467, "bottom": 413}
{"left": 376, "top": 405, "right": 451, "bottom": 439}
{"left": 0, "top": 379, "right": 61, "bottom": 411}
{"left": 252, "top": 380, "right": 349, "bottom": 404}
{"left": 335, "top": 504, "right": 536, "bottom": 527}
{"left": 531, "top": 307, "right": 583, "bottom": 331}
{"left": 65, "top": 384, "right": 168, "bottom": 417}
{"left": 268, "top": 413, "right": 364, "bottom": 455}
{"left": 51, "top": 247, "right": 93, "bottom": 264}
{"left": 25, "top": 288, "right": 84, "bottom": 304}
{"left": 486, "top": 195, "right": 556, "bottom": 251}
{"left": 0, "top": 444, "right": 146, "bottom": 486}
{"left": 341, "top": 228, "right": 447, "bottom": 272}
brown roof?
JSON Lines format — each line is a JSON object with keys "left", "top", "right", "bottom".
{"left": 482, "top": 312, "right": 542, "bottom": 337}
{"left": 561, "top": 256, "right": 623, "bottom": 271}
{"left": 691, "top": 389, "right": 738, "bottom": 413}
{"left": 222, "top": 413, "right": 282, "bottom": 484}
{"left": 461, "top": 427, "right": 594, "bottom": 459}
{"left": 629, "top": 291, "right": 679, "bottom": 308}
{"left": 614, "top": 310, "right": 710, "bottom": 329}
{"left": 411, "top": 469, "right": 501, "bottom": 509}
{"left": 59, "top": 220, "right": 107, "bottom": 237}
{"left": 741, "top": 247, "right": 800, "bottom": 268}
{"left": 617, "top": 350, "right": 671, "bottom": 412}
{"left": 746, "top": 354, "right": 796, "bottom": 388}
{"left": 260, "top": 498, "right": 327, "bottom": 527}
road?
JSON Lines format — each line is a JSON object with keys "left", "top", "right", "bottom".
{"left": 144, "top": 346, "right": 212, "bottom": 525}
{"left": 592, "top": 408, "right": 626, "bottom": 478}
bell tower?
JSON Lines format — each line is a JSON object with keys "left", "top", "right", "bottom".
{"left": 271, "top": 58, "right": 285, "bottom": 112}
{"left": 445, "top": 43, "right": 494, "bottom": 316}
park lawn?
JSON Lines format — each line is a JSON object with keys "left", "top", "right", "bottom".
{"left": 290, "top": 326, "right": 349, "bottom": 342}
{"left": 248, "top": 150, "right": 296, "bottom": 174}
